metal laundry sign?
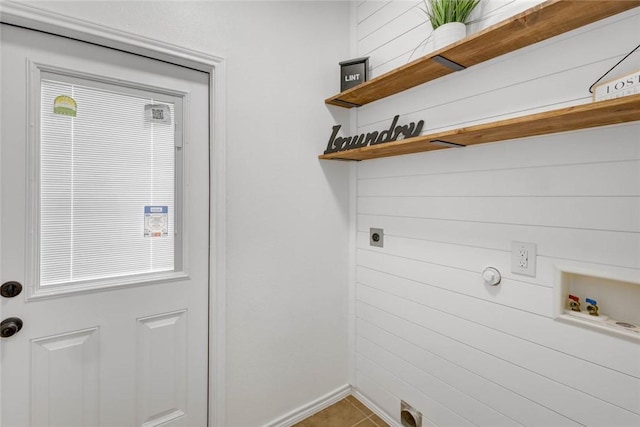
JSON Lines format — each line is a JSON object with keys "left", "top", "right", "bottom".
{"left": 323, "top": 115, "right": 424, "bottom": 154}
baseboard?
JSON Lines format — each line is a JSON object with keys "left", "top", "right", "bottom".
{"left": 264, "top": 384, "right": 352, "bottom": 427}
{"left": 352, "top": 389, "right": 401, "bottom": 427}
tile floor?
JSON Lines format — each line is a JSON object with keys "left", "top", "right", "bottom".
{"left": 293, "top": 395, "right": 390, "bottom": 427}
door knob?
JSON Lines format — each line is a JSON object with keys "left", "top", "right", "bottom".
{"left": 1, "top": 317, "right": 23, "bottom": 338}
{"left": 1, "top": 281, "right": 23, "bottom": 298}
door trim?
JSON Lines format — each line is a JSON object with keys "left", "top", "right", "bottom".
{"left": 0, "top": 4, "right": 227, "bottom": 426}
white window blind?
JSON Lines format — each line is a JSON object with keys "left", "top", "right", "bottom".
{"left": 39, "top": 77, "right": 178, "bottom": 287}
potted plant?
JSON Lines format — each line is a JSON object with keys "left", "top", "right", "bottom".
{"left": 423, "top": 0, "right": 481, "bottom": 50}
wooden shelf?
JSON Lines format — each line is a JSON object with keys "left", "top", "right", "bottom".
{"left": 325, "top": 0, "right": 640, "bottom": 108}
{"left": 319, "top": 94, "right": 640, "bottom": 161}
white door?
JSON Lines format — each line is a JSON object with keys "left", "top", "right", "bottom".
{"left": 1, "top": 25, "right": 210, "bottom": 427}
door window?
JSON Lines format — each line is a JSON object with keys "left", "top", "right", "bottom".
{"left": 34, "top": 72, "right": 184, "bottom": 295}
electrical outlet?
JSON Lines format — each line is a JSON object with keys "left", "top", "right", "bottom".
{"left": 511, "top": 241, "right": 536, "bottom": 277}
{"left": 370, "top": 228, "right": 384, "bottom": 247}
{"left": 518, "top": 247, "right": 528, "bottom": 268}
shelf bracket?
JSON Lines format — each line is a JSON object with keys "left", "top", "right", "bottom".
{"left": 328, "top": 157, "right": 361, "bottom": 161}
{"left": 331, "top": 99, "right": 362, "bottom": 108}
{"left": 432, "top": 55, "right": 466, "bottom": 71}
{"left": 430, "top": 140, "right": 466, "bottom": 148}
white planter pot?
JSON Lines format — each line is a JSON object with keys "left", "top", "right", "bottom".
{"left": 432, "top": 22, "right": 467, "bottom": 51}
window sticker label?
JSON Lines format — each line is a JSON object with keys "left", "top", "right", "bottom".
{"left": 144, "top": 206, "right": 168, "bottom": 237}
{"left": 145, "top": 104, "right": 171, "bottom": 124}
{"left": 53, "top": 95, "right": 77, "bottom": 117}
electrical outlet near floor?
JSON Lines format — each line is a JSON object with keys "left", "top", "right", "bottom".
{"left": 511, "top": 241, "right": 536, "bottom": 277}
{"left": 370, "top": 228, "right": 384, "bottom": 248}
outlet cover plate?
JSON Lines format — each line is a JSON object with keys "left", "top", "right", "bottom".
{"left": 370, "top": 228, "right": 384, "bottom": 247}
{"left": 511, "top": 241, "right": 536, "bottom": 277}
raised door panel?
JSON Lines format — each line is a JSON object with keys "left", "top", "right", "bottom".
{"left": 31, "top": 328, "right": 100, "bottom": 427}
{"left": 136, "top": 310, "right": 188, "bottom": 427}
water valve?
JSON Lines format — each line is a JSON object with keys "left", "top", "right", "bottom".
{"left": 482, "top": 267, "right": 501, "bottom": 286}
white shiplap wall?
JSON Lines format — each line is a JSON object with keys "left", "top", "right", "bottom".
{"left": 353, "top": 2, "right": 640, "bottom": 426}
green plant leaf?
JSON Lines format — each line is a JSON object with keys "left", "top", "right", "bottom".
{"left": 424, "top": 0, "right": 482, "bottom": 30}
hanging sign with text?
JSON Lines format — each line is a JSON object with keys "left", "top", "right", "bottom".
{"left": 593, "top": 69, "right": 640, "bottom": 102}
{"left": 324, "top": 115, "right": 424, "bottom": 154}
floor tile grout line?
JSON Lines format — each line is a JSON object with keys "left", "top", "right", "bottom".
{"left": 351, "top": 395, "right": 389, "bottom": 427}
{"left": 349, "top": 395, "right": 375, "bottom": 415}
{"left": 347, "top": 399, "right": 372, "bottom": 418}
{"left": 293, "top": 395, "right": 389, "bottom": 427}
{"left": 352, "top": 415, "right": 373, "bottom": 427}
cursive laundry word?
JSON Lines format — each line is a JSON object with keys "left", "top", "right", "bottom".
{"left": 324, "top": 115, "right": 424, "bottom": 154}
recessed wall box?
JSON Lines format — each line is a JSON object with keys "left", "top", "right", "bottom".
{"left": 554, "top": 266, "right": 640, "bottom": 341}
{"left": 340, "top": 57, "right": 369, "bottom": 92}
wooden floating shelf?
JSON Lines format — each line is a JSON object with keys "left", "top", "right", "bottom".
{"left": 319, "top": 94, "right": 640, "bottom": 161}
{"left": 325, "top": 0, "right": 640, "bottom": 109}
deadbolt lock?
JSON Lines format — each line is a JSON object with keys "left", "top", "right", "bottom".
{"left": 1, "top": 281, "right": 22, "bottom": 298}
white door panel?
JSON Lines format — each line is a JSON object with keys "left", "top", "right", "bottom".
{"left": 1, "top": 24, "right": 209, "bottom": 427}
{"left": 136, "top": 311, "right": 188, "bottom": 427}
{"left": 31, "top": 328, "right": 100, "bottom": 427}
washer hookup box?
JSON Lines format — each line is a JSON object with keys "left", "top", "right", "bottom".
{"left": 340, "top": 57, "right": 369, "bottom": 92}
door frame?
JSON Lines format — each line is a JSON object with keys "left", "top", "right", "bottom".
{"left": 0, "top": 3, "right": 227, "bottom": 426}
